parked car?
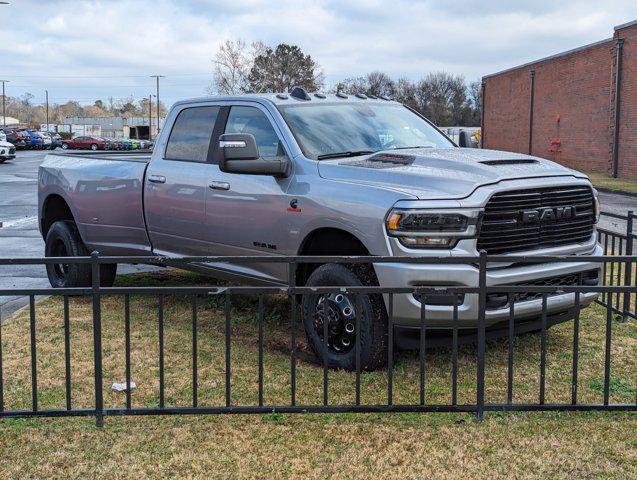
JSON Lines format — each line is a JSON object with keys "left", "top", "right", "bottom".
{"left": 103, "top": 137, "right": 123, "bottom": 150}
{"left": 118, "top": 138, "right": 132, "bottom": 150}
{"left": 21, "top": 129, "right": 43, "bottom": 149}
{"left": 38, "top": 90, "right": 603, "bottom": 371}
{"left": 1, "top": 129, "right": 27, "bottom": 149}
{"left": 45, "top": 131, "right": 63, "bottom": 149}
{"left": 0, "top": 130, "right": 5, "bottom": 142}
{"left": 0, "top": 140, "right": 16, "bottom": 163}
{"left": 36, "top": 132, "right": 52, "bottom": 149}
{"left": 61, "top": 136, "right": 106, "bottom": 150}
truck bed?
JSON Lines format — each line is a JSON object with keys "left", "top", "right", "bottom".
{"left": 50, "top": 150, "right": 152, "bottom": 163}
{"left": 39, "top": 151, "right": 152, "bottom": 255}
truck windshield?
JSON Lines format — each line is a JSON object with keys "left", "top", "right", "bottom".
{"left": 278, "top": 102, "right": 454, "bottom": 159}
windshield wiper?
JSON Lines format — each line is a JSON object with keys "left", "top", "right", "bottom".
{"left": 317, "top": 150, "right": 374, "bottom": 160}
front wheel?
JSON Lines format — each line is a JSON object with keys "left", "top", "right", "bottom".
{"left": 301, "top": 264, "right": 387, "bottom": 371}
{"left": 61, "top": 143, "right": 69, "bottom": 150}
{"left": 90, "top": 143, "right": 98, "bottom": 151}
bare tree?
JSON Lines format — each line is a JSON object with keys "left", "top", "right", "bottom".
{"left": 365, "top": 71, "right": 396, "bottom": 97}
{"left": 208, "top": 39, "right": 252, "bottom": 95}
{"left": 333, "top": 71, "right": 396, "bottom": 98}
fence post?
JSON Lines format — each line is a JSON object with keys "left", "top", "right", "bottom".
{"left": 91, "top": 251, "right": 104, "bottom": 427}
{"left": 622, "top": 211, "right": 633, "bottom": 323}
{"left": 476, "top": 250, "right": 487, "bottom": 421}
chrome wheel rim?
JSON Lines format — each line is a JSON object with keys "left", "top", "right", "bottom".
{"left": 313, "top": 293, "right": 357, "bottom": 353}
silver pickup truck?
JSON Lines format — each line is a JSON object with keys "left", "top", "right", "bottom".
{"left": 39, "top": 87, "right": 602, "bottom": 370}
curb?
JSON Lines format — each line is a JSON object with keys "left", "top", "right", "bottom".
{"left": 596, "top": 186, "right": 637, "bottom": 198}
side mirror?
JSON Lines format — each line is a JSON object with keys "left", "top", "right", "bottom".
{"left": 458, "top": 130, "right": 471, "bottom": 148}
{"left": 219, "top": 133, "right": 290, "bottom": 177}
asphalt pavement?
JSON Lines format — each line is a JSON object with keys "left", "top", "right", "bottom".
{"left": 0, "top": 149, "right": 153, "bottom": 317}
{"left": 0, "top": 149, "right": 636, "bottom": 317}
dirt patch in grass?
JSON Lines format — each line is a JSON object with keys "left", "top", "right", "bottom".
{"left": 0, "top": 270, "right": 635, "bottom": 478}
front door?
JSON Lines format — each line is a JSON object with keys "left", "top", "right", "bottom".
{"left": 145, "top": 105, "right": 220, "bottom": 256}
{"left": 204, "top": 104, "right": 292, "bottom": 283}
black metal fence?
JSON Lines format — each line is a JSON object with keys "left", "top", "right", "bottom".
{"left": 598, "top": 210, "right": 635, "bottom": 321}
{"left": 0, "top": 213, "right": 634, "bottom": 426}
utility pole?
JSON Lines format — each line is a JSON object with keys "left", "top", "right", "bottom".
{"left": 1, "top": 80, "right": 8, "bottom": 128}
{"left": 150, "top": 75, "right": 164, "bottom": 136}
{"left": 45, "top": 89, "right": 49, "bottom": 130}
{"left": 148, "top": 94, "right": 152, "bottom": 141}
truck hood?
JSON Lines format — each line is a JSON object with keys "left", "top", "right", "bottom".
{"left": 317, "top": 147, "right": 587, "bottom": 200}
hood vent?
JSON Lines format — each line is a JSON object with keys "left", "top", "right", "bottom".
{"left": 480, "top": 159, "right": 538, "bottom": 166}
{"left": 340, "top": 153, "right": 415, "bottom": 169}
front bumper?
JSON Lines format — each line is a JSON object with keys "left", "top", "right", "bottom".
{"left": 373, "top": 243, "right": 603, "bottom": 328}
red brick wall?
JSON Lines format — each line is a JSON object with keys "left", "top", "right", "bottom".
{"left": 483, "top": 22, "right": 637, "bottom": 180}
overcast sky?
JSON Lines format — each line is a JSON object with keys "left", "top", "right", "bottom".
{"left": 0, "top": 0, "right": 634, "bottom": 106}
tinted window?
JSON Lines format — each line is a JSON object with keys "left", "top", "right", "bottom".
{"left": 165, "top": 106, "right": 220, "bottom": 162}
{"left": 224, "top": 106, "right": 281, "bottom": 158}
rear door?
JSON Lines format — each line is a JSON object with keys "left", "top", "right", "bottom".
{"left": 145, "top": 105, "right": 221, "bottom": 256}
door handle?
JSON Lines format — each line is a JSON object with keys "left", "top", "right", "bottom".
{"left": 209, "top": 181, "right": 230, "bottom": 191}
{"left": 148, "top": 175, "right": 166, "bottom": 184}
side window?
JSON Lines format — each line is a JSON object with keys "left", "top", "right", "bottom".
{"left": 224, "top": 106, "right": 281, "bottom": 158}
{"left": 165, "top": 106, "right": 220, "bottom": 162}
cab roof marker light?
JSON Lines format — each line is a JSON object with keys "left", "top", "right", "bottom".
{"left": 290, "top": 86, "right": 311, "bottom": 101}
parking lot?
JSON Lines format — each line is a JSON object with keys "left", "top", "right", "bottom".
{"left": 1, "top": 149, "right": 636, "bottom": 317}
{"left": 0, "top": 149, "right": 155, "bottom": 316}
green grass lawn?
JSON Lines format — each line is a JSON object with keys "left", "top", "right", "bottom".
{"left": 0, "top": 270, "right": 635, "bottom": 478}
{"left": 585, "top": 170, "right": 637, "bottom": 195}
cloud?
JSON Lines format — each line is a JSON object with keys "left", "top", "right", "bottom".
{"left": 0, "top": 0, "right": 633, "bottom": 105}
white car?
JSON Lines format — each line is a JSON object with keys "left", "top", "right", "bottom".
{"left": 0, "top": 130, "right": 6, "bottom": 142}
{"left": 36, "top": 132, "right": 53, "bottom": 149}
{"left": 0, "top": 140, "right": 16, "bottom": 163}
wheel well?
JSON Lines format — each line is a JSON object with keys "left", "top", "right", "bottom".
{"left": 296, "top": 228, "right": 370, "bottom": 286}
{"left": 41, "top": 195, "right": 74, "bottom": 238}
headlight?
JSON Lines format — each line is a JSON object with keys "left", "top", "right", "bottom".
{"left": 385, "top": 209, "right": 481, "bottom": 249}
{"left": 593, "top": 188, "right": 601, "bottom": 223}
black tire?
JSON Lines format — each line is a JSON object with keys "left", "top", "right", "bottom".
{"left": 61, "top": 143, "right": 69, "bottom": 150}
{"left": 90, "top": 143, "right": 98, "bottom": 151}
{"left": 45, "top": 220, "right": 117, "bottom": 288}
{"left": 301, "top": 264, "right": 387, "bottom": 371}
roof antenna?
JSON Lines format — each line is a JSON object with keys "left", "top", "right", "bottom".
{"left": 290, "top": 86, "right": 311, "bottom": 101}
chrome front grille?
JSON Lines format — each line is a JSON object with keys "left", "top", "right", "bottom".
{"left": 477, "top": 186, "right": 595, "bottom": 254}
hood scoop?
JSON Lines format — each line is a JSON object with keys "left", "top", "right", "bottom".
{"left": 340, "top": 152, "right": 415, "bottom": 169}
{"left": 480, "top": 159, "right": 538, "bottom": 166}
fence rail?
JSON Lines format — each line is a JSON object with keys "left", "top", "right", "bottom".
{"left": 0, "top": 212, "right": 635, "bottom": 426}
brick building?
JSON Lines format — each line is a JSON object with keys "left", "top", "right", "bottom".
{"left": 482, "top": 20, "right": 637, "bottom": 179}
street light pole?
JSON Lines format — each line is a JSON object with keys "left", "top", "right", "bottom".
{"left": 1, "top": 80, "right": 8, "bottom": 128}
{"left": 150, "top": 75, "right": 164, "bottom": 136}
